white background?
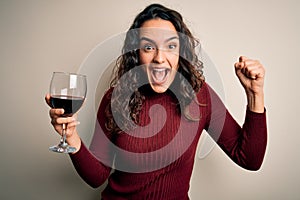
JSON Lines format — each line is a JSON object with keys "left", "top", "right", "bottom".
{"left": 0, "top": 0, "right": 299, "bottom": 199}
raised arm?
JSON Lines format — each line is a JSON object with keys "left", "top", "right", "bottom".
{"left": 204, "top": 56, "right": 267, "bottom": 170}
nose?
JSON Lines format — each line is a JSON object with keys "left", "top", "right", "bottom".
{"left": 153, "top": 49, "right": 165, "bottom": 64}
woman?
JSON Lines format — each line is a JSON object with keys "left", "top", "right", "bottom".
{"left": 46, "top": 4, "right": 267, "bottom": 200}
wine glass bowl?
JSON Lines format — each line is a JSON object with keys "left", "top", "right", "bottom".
{"left": 49, "top": 72, "right": 87, "bottom": 153}
{"left": 49, "top": 95, "right": 85, "bottom": 117}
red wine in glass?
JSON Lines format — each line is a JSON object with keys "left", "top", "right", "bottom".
{"left": 49, "top": 72, "right": 87, "bottom": 153}
{"left": 50, "top": 95, "right": 85, "bottom": 117}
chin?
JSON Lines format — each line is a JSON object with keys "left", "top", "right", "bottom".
{"left": 149, "top": 83, "right": 170, "bottom": 93}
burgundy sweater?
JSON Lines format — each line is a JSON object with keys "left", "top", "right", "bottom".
{"left": 70, "top": 83, "right": 267, "bottom": 200}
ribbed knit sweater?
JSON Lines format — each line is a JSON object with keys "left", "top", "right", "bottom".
{"left": 70, "top": 82, "right": 267, "bottom": 200}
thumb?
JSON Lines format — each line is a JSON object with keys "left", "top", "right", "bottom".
{"left": 239, "top": 55, "right": 248, "bottom": 62}
{"left": 234, "top": 61, "right": 244, "bottom": 73}
{"left": 45, "top": 93, "right": 52, "bottom": 107}
{"left": 234, "top": 62, "right": 248, "bottom": 83}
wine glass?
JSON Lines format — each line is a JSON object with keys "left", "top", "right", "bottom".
{"left": 49, "top": 72, "right": 87, "bottom": 153}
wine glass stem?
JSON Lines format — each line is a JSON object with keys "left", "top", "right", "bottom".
{"left": 60, "top": 123, "right": 68, "bottom": 148}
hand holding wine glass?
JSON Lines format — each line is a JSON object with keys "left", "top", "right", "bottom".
{"left": 46, "top": 72, "right": 87, "bottom": 153}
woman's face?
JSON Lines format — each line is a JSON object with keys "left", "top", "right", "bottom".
{"left": 139, "top": 18, "right": 180, "bottom": 93}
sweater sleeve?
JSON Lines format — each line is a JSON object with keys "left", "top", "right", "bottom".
{"left": 69, "top": 89, "right": 114, "bottom": 188}
{"left": 204, "top": 83, "right": 267, "bottom": 170}
{"left": 69, "top": 141, "right": 111, "bottom": 188}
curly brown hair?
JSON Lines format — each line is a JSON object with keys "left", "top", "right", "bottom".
{"left": 105, "top": 4, "right": 205, "bottom": 134}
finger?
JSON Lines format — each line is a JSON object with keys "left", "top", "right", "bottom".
{"left": 53, "top": 124, "right": 63, "bottom": 135}
{"left": 235, "top": 56, "right": 253, "bottom": 69}
{"left": 62, "top": 121, "right": 80, "bottom": 136}
{"left": 243, "top": 59, "right": 260, "bottom": 67}
{"left": 52, "top": 121, "right": 78, "bottom": 135}
{"left": 49, "top": 108, "right": 65, "bottom": 118}
{"left": 45, "top": 94, "right": 51, "bottom": 107}
{"left": 234, "top": 61, "right": 245, "bottom": 70}
{"left": 66, "top": 120, "right": 80, "bottom": 128}
{"left": 245, "top": 69, "right": 259, "bottom": 80}
{"left": 66, "top": 121, "right": 80, "bottom": 133}
{"left": 243, "top": 61, "right": 265, "bottom": 79}
{"left": 239, "top": 56, "right": 248, "bottom": 62}
{"left": 247, "top": 68, "right": 264, "bottom": 80}
{"left": 235, "top": 63, "right": 257, "bottom": 80}
{"left": 52, "top": 116, "right": 76, "bottom": 125}
{"left": 236, "top": 58, "right": 261, "bottom": 77}
{"left": 236, "top": 59, "right": 257, "bottom": 70}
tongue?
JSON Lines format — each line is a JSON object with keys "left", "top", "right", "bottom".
{"left": 153, "top": 70, "right": 166, "bottom": 82}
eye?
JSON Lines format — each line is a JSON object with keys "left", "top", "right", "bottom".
{"left": 167, "top": 43, "right": 179, "bottom": 51}
{"left": 168, "top": 44, "right": 177, "bottom": 49}
{"left": 143, "top": 44, "right": 155, "bottom": 52}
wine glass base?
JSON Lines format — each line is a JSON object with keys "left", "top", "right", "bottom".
{"left": 49, "top": 145, "right": 76, "bottom": 153}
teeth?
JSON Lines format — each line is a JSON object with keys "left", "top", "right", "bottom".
{"left": 154, "top": 68, "right": 166, "bottom": 72}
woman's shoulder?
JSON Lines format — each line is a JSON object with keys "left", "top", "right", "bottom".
{"left": 195, "top": 81, "right": 210, "bottom": 103}
{"left": 105, "top": 87, "right": 114, "bottom": 96}
{"left": 195, "top": 81, "right": 224, "bottom": 107}
{"left": 97, "top": 87, "right": 114, "bottom": 109}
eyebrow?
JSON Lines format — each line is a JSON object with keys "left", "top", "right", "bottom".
{"left": 140, "top": 36, "right": 179, "bottom": 44}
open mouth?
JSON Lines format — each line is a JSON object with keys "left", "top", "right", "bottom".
{"left": 150, "top": 67, "right": 170, "bottom": 85}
